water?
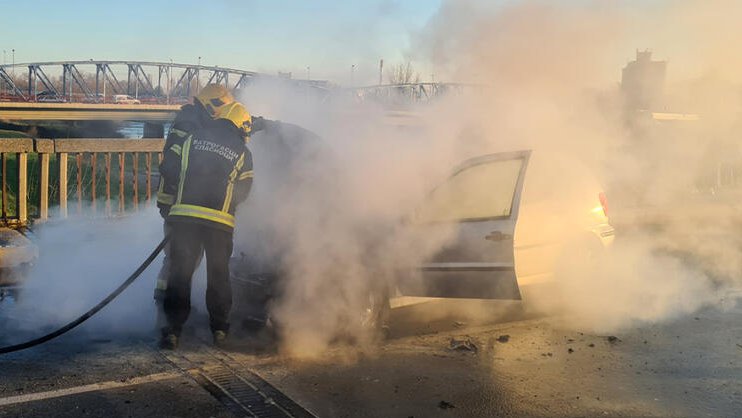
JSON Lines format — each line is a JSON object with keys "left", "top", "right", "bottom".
{"left": 117, "top": 122, "right": 172, "bottom": 139}
{"left": 118, "top": 122, "right": 144, "bottom": 138}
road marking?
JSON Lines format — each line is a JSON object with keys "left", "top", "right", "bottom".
{"left": 0, "top": 371, "right": 183, "bottom": 407}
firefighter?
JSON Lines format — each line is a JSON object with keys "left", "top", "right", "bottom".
{"left": 153, "top": 84, "right": 236, "bottom": 305}
{"left": 158, "top": 101, "right": 254, "bottom": 350}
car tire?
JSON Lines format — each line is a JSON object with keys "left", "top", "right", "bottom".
{"left": 360, "top": 285, "right": 392, "bottom": 342}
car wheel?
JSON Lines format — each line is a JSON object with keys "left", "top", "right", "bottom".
{"left": 359, "top": 285, "right": 391, "bottom": 342}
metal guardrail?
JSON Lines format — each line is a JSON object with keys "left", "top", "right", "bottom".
{"left": 0, "top": 138, "right": 164, "bottom": 225}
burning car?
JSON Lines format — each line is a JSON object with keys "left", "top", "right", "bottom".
{"left": 229, "top": 123, "right": 614, "bottom": 332}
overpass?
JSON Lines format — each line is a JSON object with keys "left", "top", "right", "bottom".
{"left": 0, "top": 102, "right": 180, "bottom": 121}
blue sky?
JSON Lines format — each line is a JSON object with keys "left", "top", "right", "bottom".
{"left": 2, "top": 1, "right": 716, "bottom": 86}
{"left": 0, "top": 0, "right": 442, "bottom": 84}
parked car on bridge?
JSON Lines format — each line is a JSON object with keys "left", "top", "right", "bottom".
{"left": 229, "top": 123, "right": 614, "bottom": 333}
{"left": 113, "top": 94, "right": 141, "bottom": 105}
{"left": 35, "top": 91, "right": 66, "bottom": 103}
{"left": 82, "top": 93, "right": 105, "bottom": 104}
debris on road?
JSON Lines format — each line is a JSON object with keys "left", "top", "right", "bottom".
{"left": 496, "top": 335, "right": 510, "bottom": 343}
{"left": 449, "top": 337, "right": 478, "bottom": 353}
{"left": 438, "top": 400, "right": 456, "bottom": 410}
{"left": 568, "top": 348, "right": 574, "bottom": 354}
{"left": 606, "top": 336, "right": 621, "bottom": 344}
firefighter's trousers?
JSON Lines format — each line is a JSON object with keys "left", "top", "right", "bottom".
{"left": 154, "top": 223, "right": 203, "bottom": 303}
{"left": 154, "top": 222, "right": 172, "bottom": 303}
{"left": 163, "top": 222, "right": 233, "bottom": 336}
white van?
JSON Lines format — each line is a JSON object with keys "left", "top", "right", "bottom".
{"left": 113, "top": 94, "right": 140, "bottom": 104}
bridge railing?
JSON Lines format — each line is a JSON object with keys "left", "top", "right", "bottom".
{"left": 0, "top": 138, "right": 164, "bottom": 226}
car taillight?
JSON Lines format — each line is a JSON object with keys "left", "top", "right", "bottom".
{"left": 598, "top": 192, "right": 608, "bottom": 217}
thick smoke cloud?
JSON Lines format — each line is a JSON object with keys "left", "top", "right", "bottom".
{"left": 234, "top": 79, "right": 462, "bottom": 357}
{"left": 233, "top": 0, "right": 742, "bottom": 352}
{"left": 407, "top": 0, "right": 742, "bottom": 331}
{"left": 4, "top": 0, "right": 742, "bottom": 355}
{"left": 0, "top": 212, "right": 172, "bottom": 344}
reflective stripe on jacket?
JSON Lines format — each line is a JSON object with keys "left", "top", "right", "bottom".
{"left": 160, "top": 118, "right": 253, "bottom": 232}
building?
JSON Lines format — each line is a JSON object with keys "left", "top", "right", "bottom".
{"left": 621, "top": 50, "right": 667, "bottom": 111}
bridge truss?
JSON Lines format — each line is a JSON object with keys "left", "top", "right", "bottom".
{"left": 0, "top": 61, "right": 467, "bottom": 107}
{"left": 353, "top": 82, "right": 469, "bottom": 104}
{"left": 0, "top": 60, "right": 324, "bottom": 103}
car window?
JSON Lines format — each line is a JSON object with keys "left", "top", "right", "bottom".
{"left": 417, "top": 158, "right": 524, "bottom": 222}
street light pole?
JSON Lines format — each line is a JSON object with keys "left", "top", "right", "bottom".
{"left": 197, "top": 56, "right": 201, "bottom": 91}
{"left": 168, "top": 58, "right": 172, "bottom": 105}
{"left": 11, "top": 49, "right": 14, "bottom": 78}
{"left": 2, "top": 50, "right": 5, "bottom": 96}
{"left": 306, "top": 66, "right": 310, "bottom": 81}
{"left": 351, "top": 64, "right": 355, "bottom": 87}
{"left": 379, "top": 59, "right": 384, "bottom": 86}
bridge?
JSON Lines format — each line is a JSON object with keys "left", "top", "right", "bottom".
{"left": 0, "top": 60, "right": 327, "bottom": 103}
{"left": 353, "top": 82, "right": 470, "bottom": 104}
{"left": 0, "top": 60, "right": 464, "bottom": 107}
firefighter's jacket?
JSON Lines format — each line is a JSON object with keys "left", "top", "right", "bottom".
{"left": 156, "top": 104, "right": 212, "bottom": 210}
{"left": 159, "top": 118, "right": 253, "bottom": 232}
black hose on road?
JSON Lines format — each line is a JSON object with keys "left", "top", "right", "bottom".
{"left": 0, "top": 236, "right": 169, "bottom": 355}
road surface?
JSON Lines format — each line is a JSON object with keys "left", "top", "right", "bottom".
{"left": 1, "top": 295, "right": 741, "bottom": 418}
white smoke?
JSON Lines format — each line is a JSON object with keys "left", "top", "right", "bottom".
{"left": 0, "top": 210, "right": 178, "bottom": 344}
{"left": 231, "top": 0, "right": 742, "bottom": 352}
{"left": 5, "top": 0, "right": 742, "bottom": 355}
{"left": 407, "top": 0, "right": 742, "bottom": 332}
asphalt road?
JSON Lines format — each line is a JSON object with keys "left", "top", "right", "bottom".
{"left": 1, "top": 296, "right": 741, "bottom": 418}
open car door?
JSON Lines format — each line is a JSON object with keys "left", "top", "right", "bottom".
{"left": 401, "top": 150, "right": 531, "bottom": 299}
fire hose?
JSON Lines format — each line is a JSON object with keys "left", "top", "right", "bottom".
{"left": 0, "top": 236, "right": 169, "bottom": 355}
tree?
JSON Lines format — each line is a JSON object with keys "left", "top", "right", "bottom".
{"left": 388, "top": 62, "right": 420, "bottom": 85}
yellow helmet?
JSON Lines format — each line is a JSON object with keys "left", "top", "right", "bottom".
{"left": 215, "top": 102, "right": 252, "bottom": 138}
{"left": 195, "top": 84, "right": 235, "bottom": 117}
